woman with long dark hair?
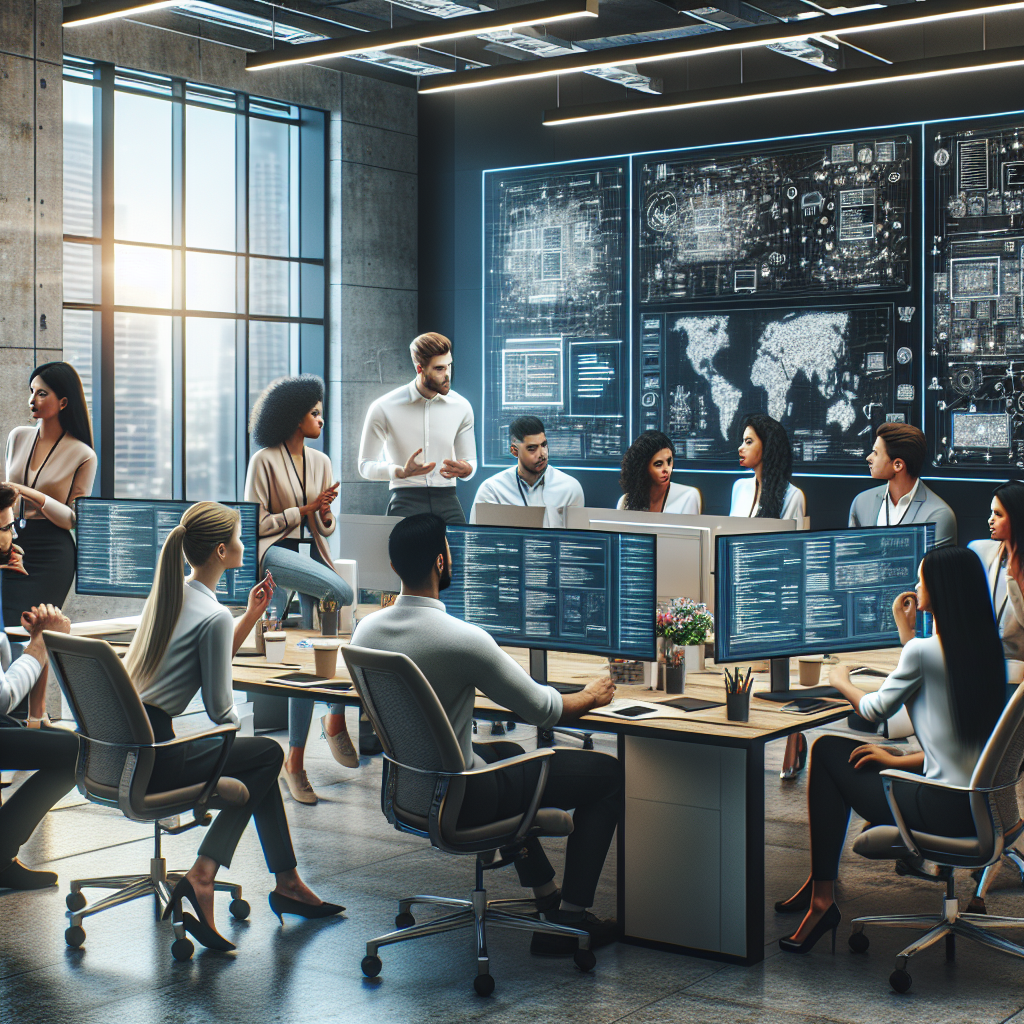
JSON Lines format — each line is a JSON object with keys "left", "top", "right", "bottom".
{"left": 244, "top": 376, "right": 356, "bottom": 807}
{"left": 617, "top": 431, "right": 701, "bottom": 514}
{"left": 775, "top": 546, "right": 1006, "bottom": 954}
{"left": 730, "top": 413, "right": 805, "bottom": 522}
{"left": 969, "top": 480, "right": 1024, "bottom": 665}
{"left": 2, "top": 362, "right": 96, "bottom": 628}
{"left": 127, "top": 501, "right": 343, "bottom": 951}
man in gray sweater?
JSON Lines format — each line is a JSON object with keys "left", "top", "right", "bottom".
{"left": 352, "top": 513, "right": 622, "bottom": 956}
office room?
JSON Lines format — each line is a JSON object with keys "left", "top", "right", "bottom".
{"left": 5, "top": 0, "right": 1024, "bottom": 1020}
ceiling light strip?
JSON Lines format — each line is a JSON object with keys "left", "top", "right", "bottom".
{"left": 64, "top": 0, "right": 179, "bottom": 27}
{"left": 542, "top": 45, "right": 1024, "bottom": 126}
{"left": 419, "top": 0, "right": 1024, "bottom": 94}
{"left": 244, "top": 0, "right": 598, "bottom": 71}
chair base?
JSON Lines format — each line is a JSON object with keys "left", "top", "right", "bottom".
{"left": 850, "top": 878, "right": 1024, "bottom": 993}
{"left": 362, "top": 858, "right": 595, "bottom": 995}
{"left": 971, "top": 847, "right": 1024, "bottom": 911}
{"left": 65, "top": 854, "right": 245, "bottom": 960}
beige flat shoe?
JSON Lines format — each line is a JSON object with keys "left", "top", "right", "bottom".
{"left": 321, "top": 716, "right": 359, "bottom": 769}
{"left": 281, "top": 768, "right": 318, "bottom": 805}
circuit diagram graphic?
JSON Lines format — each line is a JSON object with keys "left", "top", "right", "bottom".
{"left": 483, "top": 162, "right": 628, "bottom": 467}
{"left": 637, "top": 135, "right": 913, "bottom": 302}
{"left": 930, "top": 121, "right": 1024, "bottom": 469}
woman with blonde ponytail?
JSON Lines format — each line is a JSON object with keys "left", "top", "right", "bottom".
{"left": 130, "top": 502, "right": 343, "bottom": 952}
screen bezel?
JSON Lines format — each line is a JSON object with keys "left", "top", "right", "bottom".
{"left": 445, "top": 523, "right": 658, "bottom": 662}
{"left": 713, "top": 523, "right": 936, "bottom": 664}
{"left": 75, "top": 497, "right": 260, "bottom": 606}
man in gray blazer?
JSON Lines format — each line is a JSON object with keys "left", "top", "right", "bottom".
{"left": 848, "top": 422, "right": 957, "bottom": 547}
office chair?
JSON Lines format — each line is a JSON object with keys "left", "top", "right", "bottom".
{"left": 848, "top": 680, "right": 1024, "bottom": 993}
{"left": 43, "top": 632, "right": 250, "bottom": 961}
{"left": 342, "top": 645, "right": 595, "bottom": 996}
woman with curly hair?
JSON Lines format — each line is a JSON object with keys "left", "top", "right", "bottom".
{"left": 730, "top": 413, "right": 806, "bottom": 523}
{"left": 244, "top": 376, "right": 357, "bottom": 807}
{"left": 617, "top": 431, "right": 701, "bottom": 515}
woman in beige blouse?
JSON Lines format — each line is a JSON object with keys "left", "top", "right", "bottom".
{"left": 3, "top": 362, "right": 96, "bottom": 628}
{"left": 244, "top": 376, "right": 356, "bottom": 807}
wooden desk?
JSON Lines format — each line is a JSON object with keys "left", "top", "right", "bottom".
{"left": 230, "top": 631, "right": 899, "bottom": 966}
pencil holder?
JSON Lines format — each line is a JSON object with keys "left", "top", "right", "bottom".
{"left": 726, "top": 690, "right": 751, "bottom": 723}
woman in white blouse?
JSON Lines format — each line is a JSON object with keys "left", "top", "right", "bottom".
{"left": 125, "top": 502, "right": 343, "bottom": 952}
{"left": 775, "top": 546, "right": 1006, "bottom": 954}
{"left": 730, "top": 413, "right": 805, "bottom": 524}
{"left": 617, "top": 431, "right": 701, "bottom": 515}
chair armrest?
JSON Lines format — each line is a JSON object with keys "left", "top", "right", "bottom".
{"left": 77, "top": 723, "right": 238, "bottom": 751}
{"left": 381, "top": 747, "right": 556, "bottom": 778}
{"left": 879, "top": 768, "right": 971, "bottom": 792}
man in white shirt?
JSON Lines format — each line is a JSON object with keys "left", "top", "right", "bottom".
{"left": 848, "top": 423, "right": 957, "bottom": 547}
{"left": 358, "top": 332, "right": 477, "bottom": 524}
{"left": 352, "top": 513, "right": 621, "bottom": 956}
{"left": 470, "top": 416, "right": 585, "bottom": 529}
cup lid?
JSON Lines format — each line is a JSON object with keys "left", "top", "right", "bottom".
{"left": 312, "top": 639, "right": 342, "bottom": 649}
{"left": 264, "top": 631, "right": 287, "bottom": 641}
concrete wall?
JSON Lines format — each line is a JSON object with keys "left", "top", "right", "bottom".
{"left": 0, "top": 1, "right": 417, "bottom": 619}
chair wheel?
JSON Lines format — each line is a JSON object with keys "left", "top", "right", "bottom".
{"left": 889, "top": 969, "right": 912, "bottom": 993}
{"left": 848, "top": 931, "right": 869, "bottom": 953}
{"left": 229, "top": 899, "right": 250, "bottom": 920}
{"left": 66, "top": 891, "right": 86, "bottom": 912}
{"left": 362, "top": 955, "right": 382, "bottom": 978}
{"left": 473, "top": 973, "right": 495, "bottom": 996}
{"left": 573, "top": 948, "right": 596, "bottom": 972}
{"left": 395, "top": 912, "right": 415, "bottom": 928}
{"left": 65, "top": 926, "right": 86, "bottom": 948}
{"left": 967, "top": 896, "right": 987, "bottom": 915}
{"left": 171, "top": 938, "right": 194, "bottom": 962}
{"left": 582, "top": 737, "right": 594, "bottom": 751}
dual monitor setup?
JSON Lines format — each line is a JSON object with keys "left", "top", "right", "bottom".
{"left": 74, "top": 500, "right": 934, "bottom": 692}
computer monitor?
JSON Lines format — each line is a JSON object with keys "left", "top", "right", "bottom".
{"left": 715, "top": 523, "right": 936, "bottom": 664}
{"left": 564, "top": 507, "right": 707, "bottom": 604}
{"left": 334, "top": 514, "right": 402, "bottom": 593}
{"left": 76, "top": 499, "right": 259, "bottom": 605}
{"left": 445, "top": 524, "right": 657, "bottom": 662}
{"left": 473, "top": 503, "right": 546, "bottom": 529}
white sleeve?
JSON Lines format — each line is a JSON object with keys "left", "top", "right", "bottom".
{"left": 0, "top": 650, "right": 44, "bottom": 716}
{"left": 453, "top": 406, "right": 477, "bottom": 480}
{"left": 783, "top": 485, "right": 806, "bottom": 523}
{"left": 568, "top": 478, "right": 585, "bottom": 508}
{"left": 470, "top": 632, "right": 562, "bottom": 729}
{"left": 469, "top": 477, "right": 499, "bottom": 524}
{"left": 197, "top": 613, "right": 240, "bottom": 727}
{"left": 357, "top": 401, "right": 398, "bottom": 482}
{"left": 859, "top": 640, "right": 924, "bottom": 723}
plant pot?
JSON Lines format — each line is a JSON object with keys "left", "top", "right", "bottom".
{"left": 320, "top": 608, "right": 340, "bottom": 636}
{"left": 664, "top": 663, "right": 685, "bottom": 694}
{"left": 684, "top": 644, "right": 705, "bottom": 673}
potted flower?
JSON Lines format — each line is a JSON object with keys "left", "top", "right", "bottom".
{"left": 668, "top": 598, "right": 714, "bottom": 673}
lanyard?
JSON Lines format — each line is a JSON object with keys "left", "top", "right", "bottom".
{"left": 20, "top": 430, "right": 65, "bottom": 526}
{"left": 516, "top": 472, "right": 543, "bottom": 506}
{"left": 884, "top": 487, "right": 912, "bottom": 527}
{"left": 284, "top": 445, "right": 308, "bottom": 538}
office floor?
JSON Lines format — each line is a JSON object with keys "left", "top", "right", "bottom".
{"left": 4, "top": 716, "right": 1024, "bottom": 1024}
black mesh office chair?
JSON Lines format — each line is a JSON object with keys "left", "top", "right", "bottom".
{"left": 849, "top": 679, "right": 1024, "bottom": 992}
{"left": 342, "top": 644, "right": 595, "bottom": 996}
{"left": 44, "top": 632, "right": 250, "bottom": 961}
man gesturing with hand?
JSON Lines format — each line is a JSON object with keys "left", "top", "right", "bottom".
{"left": 357, "top": 333, "right": 476, "bottom": 524}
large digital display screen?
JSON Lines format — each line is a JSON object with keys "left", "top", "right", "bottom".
{"left": 76, "top": 499, "right": 259, "bottom": 605}
{"left": 445, "top": 524, "right": 657, "bottom": 660}
{"left": 715, "top": 524, "right": 934, "bottom": 662}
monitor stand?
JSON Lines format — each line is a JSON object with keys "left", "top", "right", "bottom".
{"left": 770, "top": 658, "right": 791, "bottom": 693}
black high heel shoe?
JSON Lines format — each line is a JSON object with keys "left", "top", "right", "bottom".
{"left": 780, "top": 732, "right": 809, "bottom": 781}
{"left": 268, "top": 890, "right": 345, "bottom": 923}
{"left": 163, "top": 878, "right": 236, "bottom": 951}
{"left": 778, "top": 903, "right": 841, "bottom": 955}
{"left": 774, "top": 882, "right": 812, "bottom": 915}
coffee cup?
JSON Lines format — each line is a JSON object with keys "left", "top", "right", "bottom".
{"left": 312, "top": 638, "right": 342, "bottom": 678}
{"left": 264, "top": 630, "right": 287, "bottom": 663}
{"left": 797, "top": 657, "right": 821, "bottom": 687}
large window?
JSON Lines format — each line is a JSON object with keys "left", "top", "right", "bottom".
{"left": 62, "top": 58, "right": 328, "bottom": 501}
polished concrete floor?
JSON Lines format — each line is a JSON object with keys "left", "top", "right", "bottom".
{"left": 4, "top": 714, "right": 1024, "bottom": 1024}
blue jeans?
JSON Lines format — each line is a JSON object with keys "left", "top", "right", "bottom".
{"left": 261, "top": 544, "right": 353, "bottom": 750}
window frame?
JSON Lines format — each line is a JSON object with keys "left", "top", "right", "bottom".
{"left": 61, "top": 57, "right": 330, "bottom": 502}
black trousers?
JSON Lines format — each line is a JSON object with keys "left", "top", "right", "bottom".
{"left": 808, "top": 735, "right": 975, "bottom": 880}
{"left": 0, "top": 724, "right": 79, "bottom": 865}
{"left": 146, "top": 707, "right": 296, "bottom": 874}
{"left": 385, "top": 488, "right": 466, "bottom": 525}
{"left": 2, "top": 519, "right": 76, "bottom": 626}
{"left": 459, "top": 741, "right": 622, "bottom": 909}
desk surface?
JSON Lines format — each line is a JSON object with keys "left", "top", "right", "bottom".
{"left": 229, "top": 629, "right": 894, "bottom": 743}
